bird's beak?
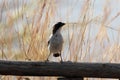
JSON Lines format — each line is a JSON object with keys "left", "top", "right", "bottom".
{"left": 62, "top": 23, "right": 65, "bottom": 26}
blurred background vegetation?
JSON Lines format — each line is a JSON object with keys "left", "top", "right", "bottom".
{"left": 0, "top": 0, "right": 120, "bottom": 80}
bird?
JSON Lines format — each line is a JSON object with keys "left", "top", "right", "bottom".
{"left": 46, "top": 22, "right": 65, "bottom": 62}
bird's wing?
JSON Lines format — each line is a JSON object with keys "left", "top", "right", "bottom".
{"left": 47, "top": 34, "right": 52, "bottom": 46}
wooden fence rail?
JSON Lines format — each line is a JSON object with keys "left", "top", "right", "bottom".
{"left": 0, "top": 60, "right": 120, "bottom": 80}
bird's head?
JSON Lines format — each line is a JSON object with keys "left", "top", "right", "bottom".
{"left": 53, "top": 22, "right": 65, "bottom": 34}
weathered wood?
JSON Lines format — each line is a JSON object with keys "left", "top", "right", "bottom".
{"left": 0, "top": 60, "right": 120, "bottom": 79}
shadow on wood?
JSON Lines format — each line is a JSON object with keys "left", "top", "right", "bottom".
{"left": 0, "top": 60, "right": 120, "bottom": 79}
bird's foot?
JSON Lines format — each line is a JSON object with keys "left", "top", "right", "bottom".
{"left": 45, "top": 59, "right": 49, "bottom": 63}
{"left": 25, "top": 58, "right": 31, "bottom": 61}
{"left": 60, "top": 60, "right": 63, "bottom": 63}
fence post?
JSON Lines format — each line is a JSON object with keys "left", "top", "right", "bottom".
{"left": 58, "top": 77, "right": 83, "bottom": 80}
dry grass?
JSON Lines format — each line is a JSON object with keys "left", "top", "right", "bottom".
{"left": 0, "top": 0, "right": 120, "bottom": 80}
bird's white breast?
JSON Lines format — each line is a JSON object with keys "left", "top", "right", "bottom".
{"left": 48, "top": 32, "right": 63, "bottom": 53}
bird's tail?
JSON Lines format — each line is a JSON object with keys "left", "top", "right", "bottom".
{"left": 53, "top": 53, "right": 60, "bottom": 57}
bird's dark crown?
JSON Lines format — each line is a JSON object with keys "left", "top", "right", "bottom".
{"left": 53, "top": 22, "right": 65, "bottom": 34}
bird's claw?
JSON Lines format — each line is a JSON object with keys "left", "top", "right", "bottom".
{"left": 45, "top": 59, "right": 49, "bottom": 63}
{"left": 60, "top": 60, "right": 63, "bottom": 63}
